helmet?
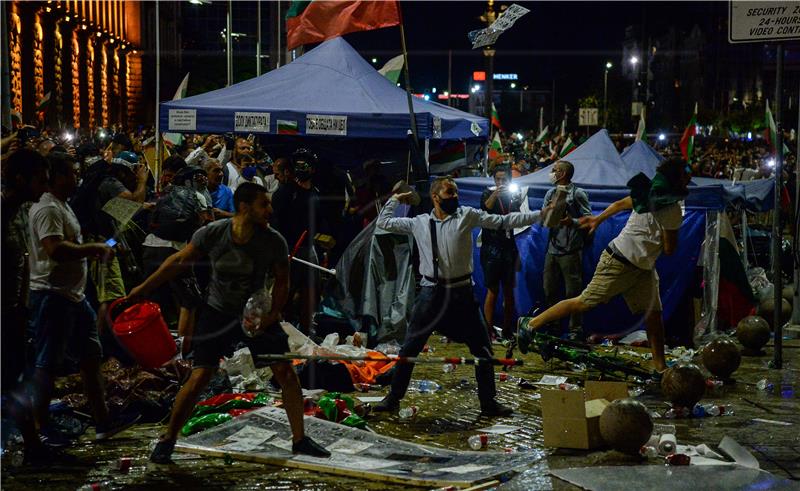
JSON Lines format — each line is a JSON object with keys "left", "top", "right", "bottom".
{"left": 115, "top": 151, "right": 139, "bottom": 164}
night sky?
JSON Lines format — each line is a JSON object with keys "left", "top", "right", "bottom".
{"left": 344, "top": 1, "right": 727, "bottom": 99}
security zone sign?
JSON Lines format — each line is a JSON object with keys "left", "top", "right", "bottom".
{"left": 579, "top": 108, "right": 598, "bottom": 126}
{"left": 729, "top": 1, "right": 800, "bottom": 43}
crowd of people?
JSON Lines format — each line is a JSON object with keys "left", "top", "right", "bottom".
{"left": 1, "top": 120, "right": 795, "bottom": 468}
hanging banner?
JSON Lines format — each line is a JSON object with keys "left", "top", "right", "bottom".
{"left": 234, "top": 112, "right": 271, "bottom": 133}
{"left": 306, "top": 114, "right": 348, "bottom": 136}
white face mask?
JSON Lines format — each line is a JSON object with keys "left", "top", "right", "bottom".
{"left": 549, "top": 171, "right": 559, "bottom": 184}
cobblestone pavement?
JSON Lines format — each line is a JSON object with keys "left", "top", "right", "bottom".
{"left": 3, "top": 335, "right": 798, "bottom": 490}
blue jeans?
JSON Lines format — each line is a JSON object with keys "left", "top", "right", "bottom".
{"left": 389, "top": 286, "right": 497, "bottom": 407}
{"left": 28, "top": 291, "right": 102, "bottom": 371}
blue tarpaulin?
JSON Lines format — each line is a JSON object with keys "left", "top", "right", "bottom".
{"left": 456, "top": 130, "right": 716, "bottom": 336}
{"left": 159, "top": 37, "right": 488, "bottom": 141}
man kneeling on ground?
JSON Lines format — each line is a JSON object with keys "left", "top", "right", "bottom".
{"left": 126, "top": 182, "right": 330, "bottom": 464}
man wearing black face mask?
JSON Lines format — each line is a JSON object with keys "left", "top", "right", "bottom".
{"left": 373, "top": 177, "right": 549, "bottom": 416}
{"left": 271, "top": 149, "right": 322, "bottom": 334}
{"left": 541, "top": 160, "right": 592, "bottom": 340}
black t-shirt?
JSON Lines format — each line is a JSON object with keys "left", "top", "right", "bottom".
{"left": 480, "top": 188, "right": 522, "bottom": 251}
{"left": 271, "top": 181, "right": 320, "bottom": 250}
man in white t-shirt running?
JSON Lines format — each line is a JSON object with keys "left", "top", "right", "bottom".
{"left": 517, "top": 158, "right": 691, "bottom": 372}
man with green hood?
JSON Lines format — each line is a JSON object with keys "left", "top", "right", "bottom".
{"left": 517, "top": 158, "right": 691, "bottom": 372}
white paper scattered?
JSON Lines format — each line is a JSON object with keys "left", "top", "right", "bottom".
{"left": 301, "top": 389, "right": 326, "bottom": 398}
{"left": 439, "top": 463, "right": 493, "bottom": 474}
{"left": 226, "top": 426, "right": 276, "bottom": 443}
{"left": 752, "top": 418, "right": 793, "bottom": 426}
{"left": 719, "top": 436, "right": 760, "bottom": 470}
{"left": 619, "top": 330, "right": 648, "bottom": 345}
{"left": 537, "top": 375, "right": 568, "bottom": 386}
{"left": 326, "top": 438, "right": 374, "bottom": 455}
{"left": 477, "top": 424, "right": 521, "bottom": 435}
{"left": 357, "top": 396, "right": 386, "bottom": 403}
{"left": 218, "top": 439, "right": 263, "bottom": 452}
{"left": 269, "top": 438, "right": 293, "bottom": 452}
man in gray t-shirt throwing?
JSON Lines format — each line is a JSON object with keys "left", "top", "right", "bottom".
{"left": 127, "top": 182, "right": 329, "bottom": 464}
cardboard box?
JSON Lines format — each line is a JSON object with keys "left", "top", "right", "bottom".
{"left": 541, "top": 381, "right": 629, "bottom": 450}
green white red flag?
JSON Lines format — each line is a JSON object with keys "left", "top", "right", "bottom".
{"left": 559, "top": 136, "right": 576, "bottom": 157}
{"left": 679, "top": 102, "right": 698, "bottom": 163}
{"left": 491, "top": 102, "right": 502, "bottom": 130}
{"left": 535, "top": 125, "right": 549, "bottom": 143}
{"left": 635, "top": 107, "right": 646, "bottom": 142}
{"left": 286, "top": 1, "right": 401, "bottom": 51}
{"left": 765, "top": 99, "right": 778, "bottom": 153}
{"left": 378, "top": 54, "right": 404, "bottom": 84}
{"left": 488, "top": 132, "right": 503, "bottom": 160}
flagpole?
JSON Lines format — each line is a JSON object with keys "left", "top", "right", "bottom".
{"left": 794, "top": 78, "right": 800, "bottom": 326}
{"left": 772, "top": 43, "right": 784, "bottom": 370}
{"left": 256, "top": 0, "right": 262, "bottom": 76}
{"left": 154, "top": 0, "right": 161, "bottom": 183}
{"left": 226, "top": 0, "right": 233, "bottom": 86}
{"left": 398, "top": 19, "right": 418, "bottom": 144}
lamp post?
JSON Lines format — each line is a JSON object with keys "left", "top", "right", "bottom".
{"left": 629, "top": 55, "right": 639, "bottom": 116}
{"left": 603, "top": 61, "right": 612, "bottom": 127}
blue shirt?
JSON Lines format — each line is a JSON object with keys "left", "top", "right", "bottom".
{"left": 210, "top": 184, "right": 234, "bottom": 213}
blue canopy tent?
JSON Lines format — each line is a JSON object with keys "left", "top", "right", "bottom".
{"left": 159, "top": 37, "right": 488, "bottom": 141}
{"left": 620, "top": 140, "right": 775, "bottom": 212}
{"left": 456, "top": 130, "right": 723, "bottom": 336}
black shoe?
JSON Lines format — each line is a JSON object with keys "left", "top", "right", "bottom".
{"left": 372, "top": 395, "right": 400, "bottom": 412}
{"left": 40, "top": 427, "right": 73, "bottom": 448}
{"left": 516, "top": 321, "right": 534, "bottom": 355}
{"left": 481, "top": 401, "right": 514, "bottom": 417}
{"left": 149, "top": 439, "right": 176, "bottom": 464}
{"left": 23, "top": 445, "right": 78, "bottom": 466}
{"left": 292, "top": 436, "right": 331, "bottom": 458}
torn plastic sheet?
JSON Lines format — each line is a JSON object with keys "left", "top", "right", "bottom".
{"left": 550, "top": 465, "right": 796, "bottom": 491}
{"left": 176, "top": 406, "right": 543, "bottom": 487}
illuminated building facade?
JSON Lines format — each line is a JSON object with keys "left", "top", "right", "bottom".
{"left": 4, "top": 0, "right": 143, "bottom": 129}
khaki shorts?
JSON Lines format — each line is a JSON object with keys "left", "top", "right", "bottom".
{"left": 89, "top": 255, "right": 126, "bottom": 304}
{"left": 579, "top": 250, "right": 661, "bottom": 314}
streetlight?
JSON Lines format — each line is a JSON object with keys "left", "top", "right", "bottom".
{"left": 510, "top": 82, "right": 516, "bottom": 89}
{"left": 629, "top": 55, "right": 639, "bottom": 66}
{"left": 603, "top": 61, "right": 612, "bottom": 127}
{"left": 371, "top": 57, "right": 377, "bottom": 64}
{"left": 629, "top": 56, "right": 640, "bottom": 119}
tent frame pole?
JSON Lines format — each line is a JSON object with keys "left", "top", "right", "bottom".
{"left": 772, "top": 43, "right": 784, "bottom": 369}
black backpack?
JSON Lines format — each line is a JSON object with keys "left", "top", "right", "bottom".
{"left": 149, "top": 185, "right": 203, "bottom": 242}
{"left": 70, "top": 160, "right": 115, "bottom": 237}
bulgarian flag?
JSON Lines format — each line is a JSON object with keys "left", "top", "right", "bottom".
{"left": 378, "top": 54, "right": 404, "bottom": 84}
{"left": 286, "top": 1, "right": 401, "bottom": 51}
{"left": 560, "top": 118, "right": 566, "bottom": 137}
{"left": 535, "top": 125, "right": 549, "bottom": 143}
{"left": 488, "top": 132, "right": 503, "bottom": 160}
{"left": 491, "top": 102, "right": 502, "bottom": 130}
{"left": 765, "top": 99, "right": 778, "bottom": 152}
{"left": 559, "top": 136, "right": 576, "bottom": 157}
{"left": 635, "top": 107, "right": 646, "bottom": 141}
{"left": 679, "top": 102, "right": 698, "bottom": 163}
{"left": 429, "top": 141, "right": 466, "bottom": 174}
{"left": 163, "top": 73, "right": 190, "bottom": 147}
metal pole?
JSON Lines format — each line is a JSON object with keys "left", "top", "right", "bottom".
{"left": 484, "top": 48, "right": 495, "bottom": 131}
{"left": 398, "top": 19, "right": 419, "bottom": 146}
{"left": 538, "top": 106, "right": 543, "bottom": 134}
{"left": 226, "top": 0, "right": 233, "bottom": 86}
{"left": 276, "top": 0, "right": 281, "bottom": 68}
{"left": 603, "top": 68, "right": 609, "bottom": 128}
{"left": 256, "top": 353, "right": 525, "bottom": 366}
{"left": 794, "top": 78, "right": 800, "bottom": 324}
{"left": 772, "top": 43, "right": 784, "bottom": 369}
{"left": 154, "top": 0, "right": 161, "bottom": 182}
{"left": 519, "top": 90, "right": 523, "bottom": 113}
{"left": 447, "top": 49, "right": 452, "bottom": 107}
{"left": 256, "top": 0, "right": 261, "bottom": 76}
{"left": 551, "top": 79, "right": 556, "bottom": 126}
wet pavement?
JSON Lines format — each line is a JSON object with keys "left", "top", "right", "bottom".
{"left": 2, "top": 334, "right": 799, "bottom": 490}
